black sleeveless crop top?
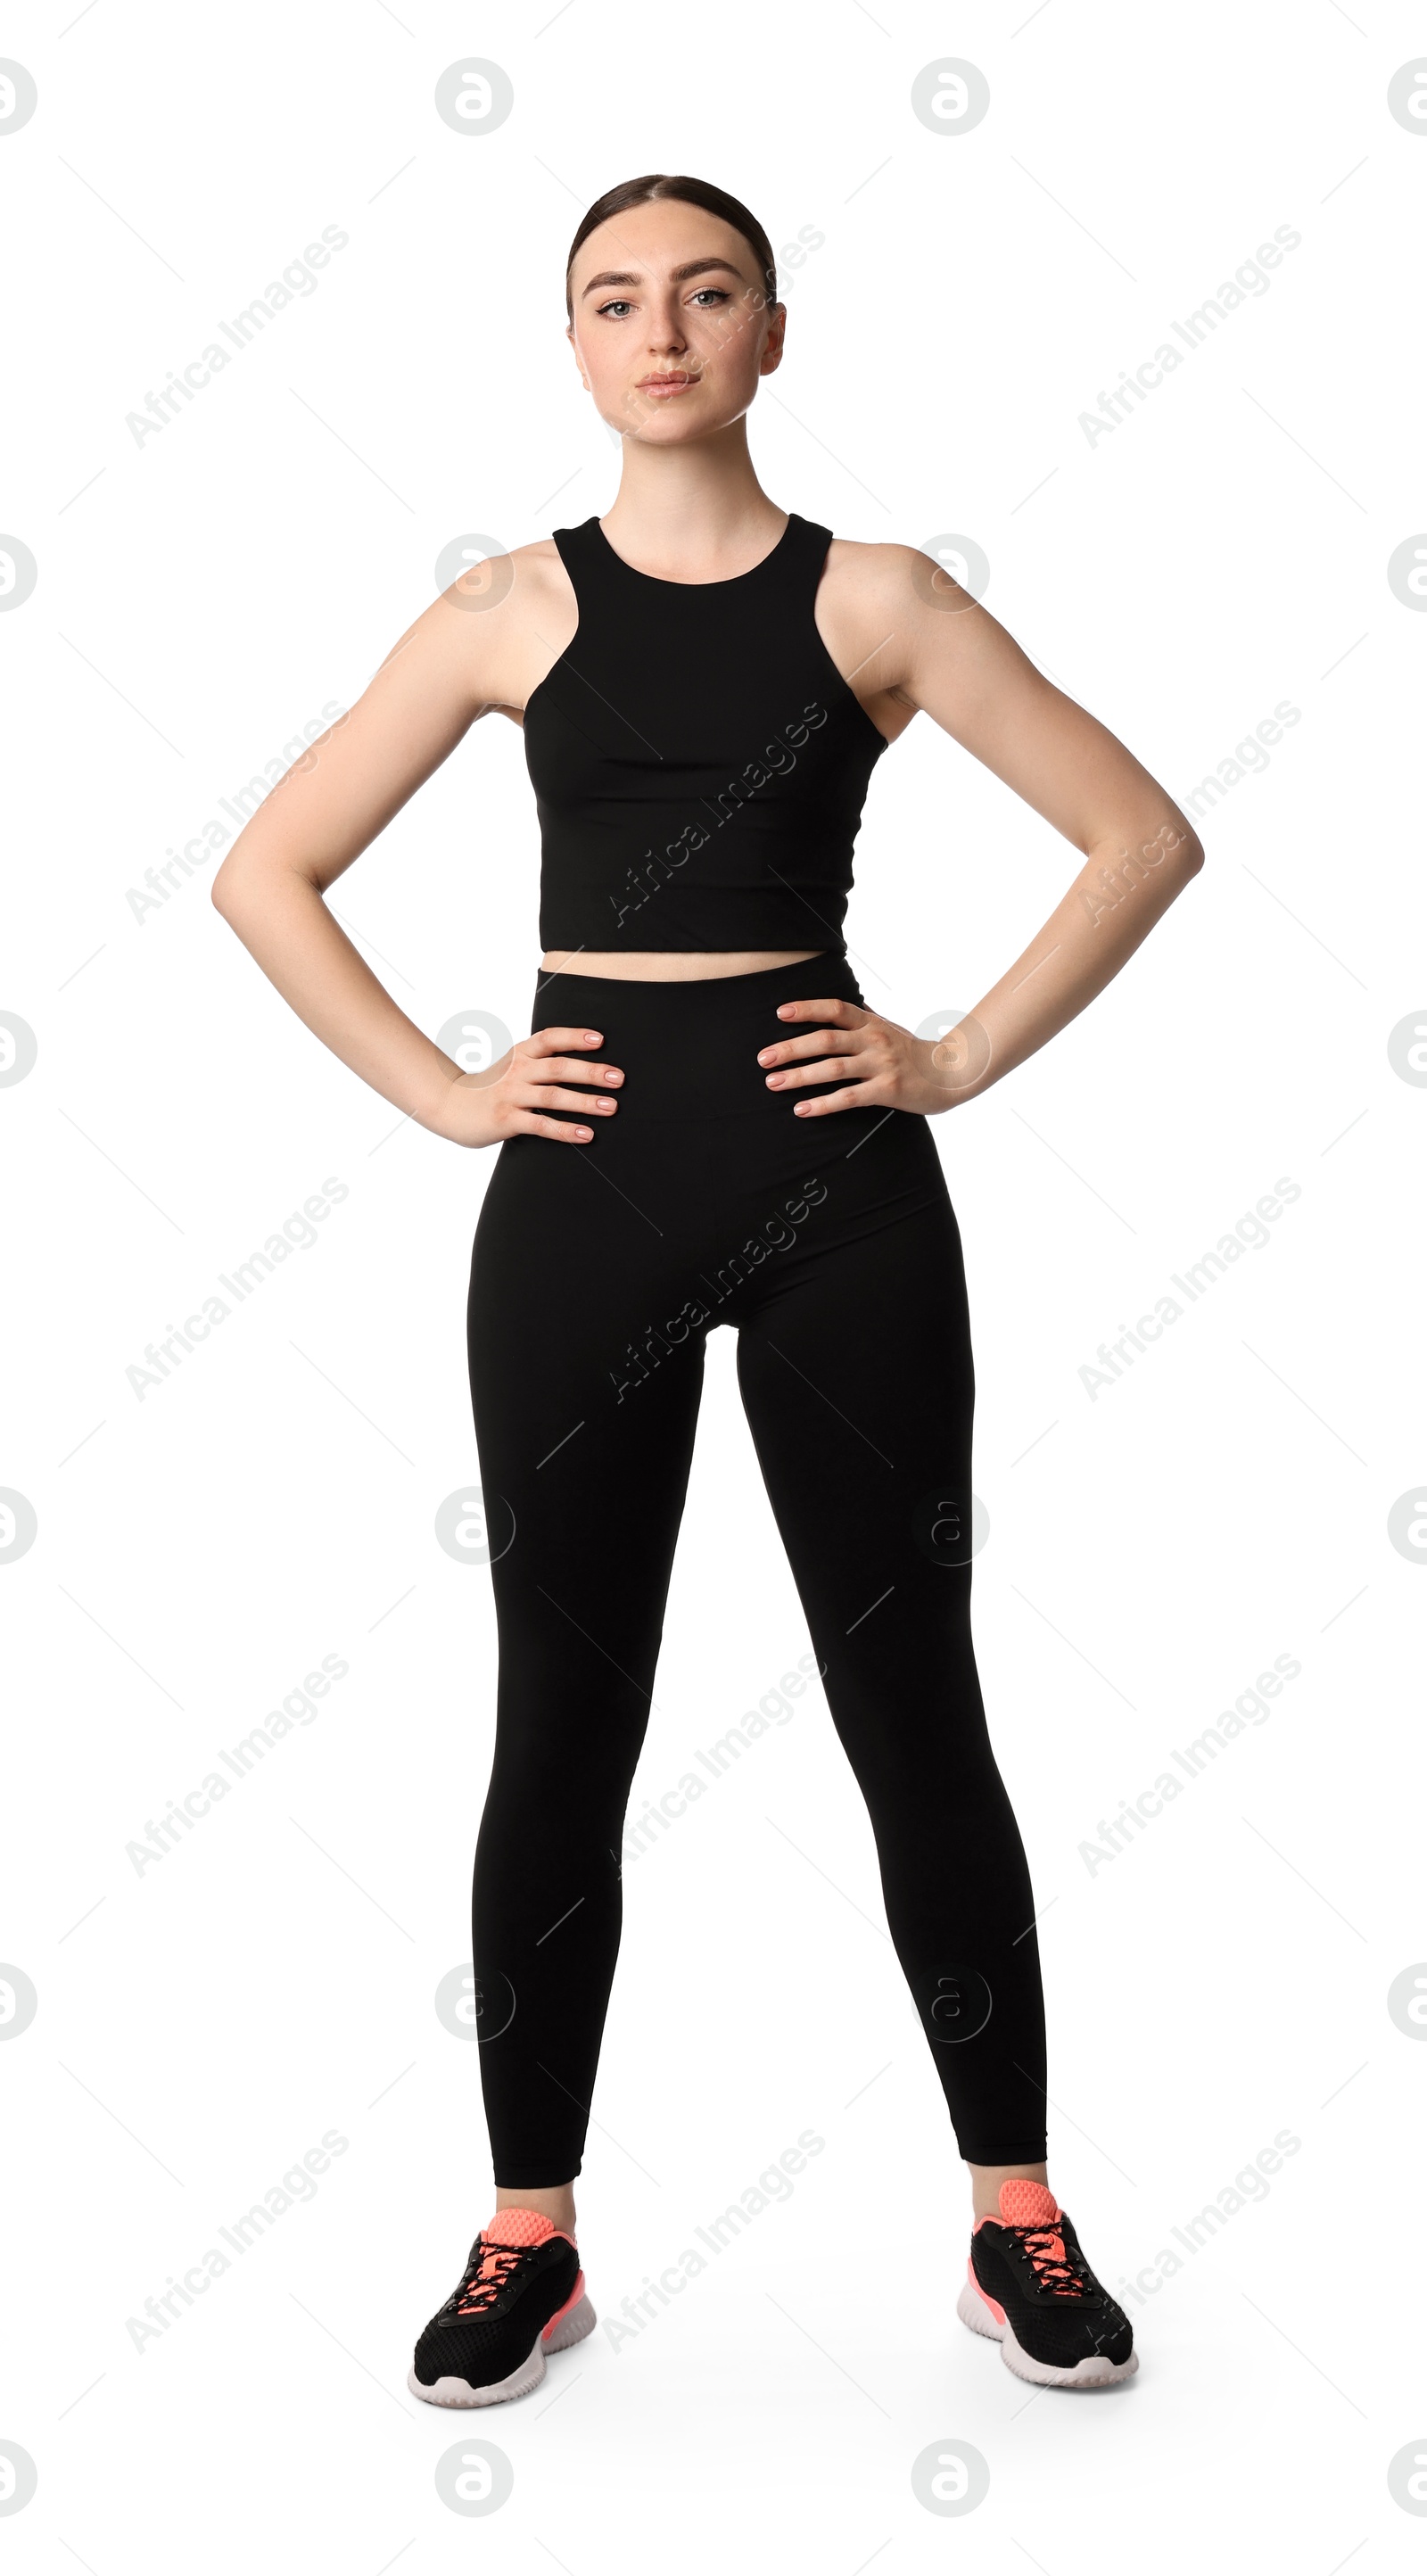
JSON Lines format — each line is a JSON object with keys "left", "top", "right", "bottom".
{"left": 522, "top": 512, "right": 888, "bottom": 953}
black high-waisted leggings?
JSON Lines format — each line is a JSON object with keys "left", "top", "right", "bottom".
{"left": 466, "top": 953, "right": 1047, "bottom": 2183}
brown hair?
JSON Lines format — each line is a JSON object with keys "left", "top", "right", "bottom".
{"left": 565, "top": 173, "right": 779, "bottom": 324}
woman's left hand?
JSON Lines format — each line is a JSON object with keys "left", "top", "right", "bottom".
{"left": 756, "top": 995, "right": 985, "bottom": 1118}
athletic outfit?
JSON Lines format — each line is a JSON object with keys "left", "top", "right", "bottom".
{"left": 411, "top": 508, "right": 1120, "bottom": 2405}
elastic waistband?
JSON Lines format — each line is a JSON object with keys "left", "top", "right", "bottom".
{"left": 527, "top": 951, "right": 868, "bottom": 1122}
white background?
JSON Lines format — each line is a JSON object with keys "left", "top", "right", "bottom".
{"left": 4, "top": 0, "right": 1424, "bottom": 2564}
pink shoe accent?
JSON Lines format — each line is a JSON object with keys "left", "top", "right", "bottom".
{"left": 988, "top": 2179, "right": 1085, "bottom": 2295}
{"left": 453, "top": 2208, "right": 579, "bottom": 2320}
{"left": 541, "top": 2269, "right": 588, "bottom": 2341}
{"left": 483, "top": 2208, "right": 565, "bottom": 2249}
{"left": 997, "top": 2179, "right": 1060, "bottom": 2228}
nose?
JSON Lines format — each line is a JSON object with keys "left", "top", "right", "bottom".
{"left": 645, "top": 294, "right": 689, "bottom": 357}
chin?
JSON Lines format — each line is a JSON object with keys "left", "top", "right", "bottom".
{"left": 622, "top": 400, "right": 741, "bottom": 446}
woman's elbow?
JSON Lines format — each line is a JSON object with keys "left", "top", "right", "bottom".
{"left": 210, "top": 844, "right": 301, "bottom": 923}
{"left": 1167, "top": 820, "right": 1206, "bottom": 881}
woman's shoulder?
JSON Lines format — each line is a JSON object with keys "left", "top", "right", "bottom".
{"left": 820, "top": 531, "right": 947, "bottom": 604}
{"left": 414, "top": 533, "right": 580, "bottom": 727}
{"left": 428, "top": 532, "right": 577, "bottom": 631}
{"left": 811, "top": 534, "right": 966, "bottom": 724}
{"left": 502, "top": 532, "right": 578, "bottom": 595}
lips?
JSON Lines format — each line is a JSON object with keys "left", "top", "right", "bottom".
{"left": 637, "top": 374, "right": 698, "bottom": 393}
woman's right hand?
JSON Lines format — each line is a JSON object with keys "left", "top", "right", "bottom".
{"left": 433, "top": 1025, "right": 624, "bottom": 1149}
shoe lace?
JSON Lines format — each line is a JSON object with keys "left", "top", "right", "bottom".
{"left": 1008, "top": 2221, "right": 1092, "bottom": 2297}
{"left": 450, "top": 2239, "right": 532, "bottom": 2317}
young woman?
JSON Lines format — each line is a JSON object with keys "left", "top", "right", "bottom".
{"left": 213, "top": 171, "right": 1202, "bottom": 2404}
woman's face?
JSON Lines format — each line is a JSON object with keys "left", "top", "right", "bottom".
{"left": 566, "top": 199, "right": 785, "bottom": 443}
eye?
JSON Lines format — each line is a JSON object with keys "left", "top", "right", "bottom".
{"left": 596, "top": 298, "right": 634, "bottom": 318}
{"left": 690, "top": 287, "right": 730, "bottom": 307}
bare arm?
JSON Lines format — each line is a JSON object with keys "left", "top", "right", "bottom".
{"left": 760, "top": 546, "right": 1205, "bottom": 1114}
{"left": 210, "top": 565, "right": 623, "bottom": 1146}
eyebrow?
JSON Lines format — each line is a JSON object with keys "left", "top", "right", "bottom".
{"left": 579, "top": 257, "right": 748, "bottom": 300}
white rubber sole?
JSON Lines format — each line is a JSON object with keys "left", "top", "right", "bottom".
{"left": 956, "top": 2275, "right": 1138, "bottom": 2389}
{"left": 409, "top": 2286, "right": 598, "bottom": 2408}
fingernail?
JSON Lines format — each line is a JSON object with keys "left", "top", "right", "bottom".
{"left": 794, "top": 1102, "right": 808, "bottom": 1114}
{"left": 575, "top": 1127, "right": 592, "bottom": 1138}
{"left": 757, "top": 1048, "right": 773, "bottom": 1063}
{"left": 765, "top": 1073, "right": 782, "bottom": 1086}
{"left": 584, "top": 1032, "right": 600, "bottom": 1043}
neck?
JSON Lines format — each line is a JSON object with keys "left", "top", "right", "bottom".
{"left": 599, "top": 423, "right": 784, "bottom": 577}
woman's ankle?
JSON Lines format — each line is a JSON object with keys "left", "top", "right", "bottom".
{"left": 965, "top": 2159, "right": 1049, "bottom": 2222}
{"left": 495, "top": 2181, "right": 577, "bottom": 2235}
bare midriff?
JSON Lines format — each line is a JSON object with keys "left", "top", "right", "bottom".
{"left": 539, "top": 948, "right": 824, "bottom": 981}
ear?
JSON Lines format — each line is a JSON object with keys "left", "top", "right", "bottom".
{"left": 759, "top": 301, "right": 788, "bottom": 378}
{"left": 565, "top": 324, "right": 590, "bottom": 391}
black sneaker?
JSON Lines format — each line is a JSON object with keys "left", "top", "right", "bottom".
{"left": 408, "top": 2207, "right": 596, "bottom": 2407}
{"left": 957, "top": 2178, "right": 1137, "bottom": 2388}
